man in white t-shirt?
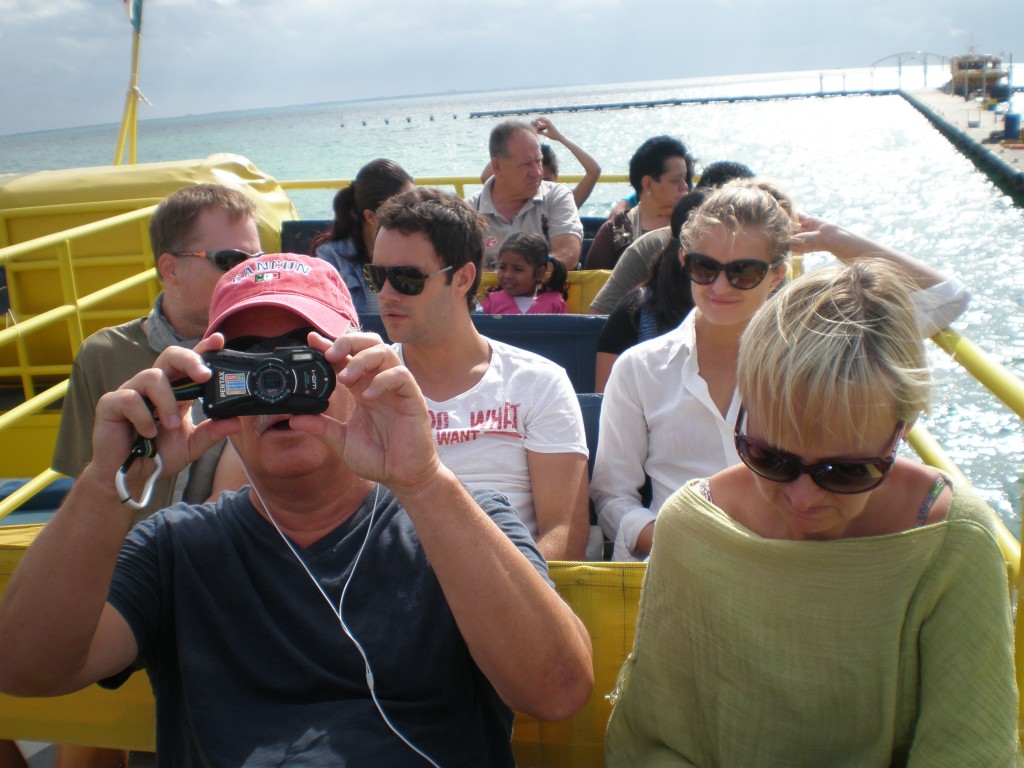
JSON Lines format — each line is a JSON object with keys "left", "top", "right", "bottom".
{"left": 366, "top": 187, "right": 589, "bottom": 560}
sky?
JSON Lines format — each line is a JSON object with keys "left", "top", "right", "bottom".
{"left": 1, "top": 0, "right": 1022, "bottom": 137}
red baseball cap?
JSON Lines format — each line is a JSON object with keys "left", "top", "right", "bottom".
{"left": 205, "top": 254, "right": 358, "bottom": 339}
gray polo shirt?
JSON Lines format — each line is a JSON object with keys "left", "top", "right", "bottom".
{"left": 467, "top": 178, "right": 583, "bottom": 269}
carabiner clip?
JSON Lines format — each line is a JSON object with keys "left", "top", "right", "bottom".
{"left": 115, "top": 435, "right": 164, "bottom": 510}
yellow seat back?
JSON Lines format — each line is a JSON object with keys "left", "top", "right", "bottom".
{"left": 512, "top": 561, "right": 645, "bottom": 767}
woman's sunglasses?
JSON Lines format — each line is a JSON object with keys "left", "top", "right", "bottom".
{"left": 170, "top": 249, "right": 263, "bottom": 272}
{"left": 363, "top": 264, "right": 453, "bottom": 296}
{"left": 683, "top": 252, "right": 783, "bottom": 290}
{"left": 733, "top": 406, "right": 905, "bottom": 494}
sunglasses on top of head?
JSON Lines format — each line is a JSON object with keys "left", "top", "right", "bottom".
{"left": 170, "top": 249, "right": 263, "bottom": 272}
{"left": 683, "top": 252, "right": 783, "bottom": 290}
{"left": 363, "top": 264, "right": 453, "bottom": 296}
{"left": 733, "top": 406, "right": 905, "bottom": 494}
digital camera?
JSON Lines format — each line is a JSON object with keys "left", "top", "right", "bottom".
{"left": 189, "top": 346, "right": 336, "bottom": 419}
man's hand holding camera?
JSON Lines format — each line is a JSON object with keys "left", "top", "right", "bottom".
{"left": 95, "top": 331, "right": 442, "bottom": 504}
{"left": 304, "top": 331, "right": 443, "bottom": 495}
{"left": 91, "top": 337, "right": 240, "bottom": 505}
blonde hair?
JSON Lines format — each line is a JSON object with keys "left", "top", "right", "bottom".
{"left": 679, "top": 178, "right": 796, "bottom": 263}
{"left": 738, "top": 260, "right": 932, "bottom": 445}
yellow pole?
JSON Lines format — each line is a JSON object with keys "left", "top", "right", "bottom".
{"left": 114, "top": 29, "right": 143, "bottom": 165}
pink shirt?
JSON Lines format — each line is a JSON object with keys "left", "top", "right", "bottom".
{"left": 481, "top": 289, "right": 567, "bottom": 315}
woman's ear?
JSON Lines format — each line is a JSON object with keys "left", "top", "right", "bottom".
{"left": 769, "top": 262, "right": 788, "bottom": 291}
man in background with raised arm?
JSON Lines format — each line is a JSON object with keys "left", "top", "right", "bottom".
{"left": 467, "top": 120, "right": 584, "bottom": 270}
{"left": 369, "top": 188, "right": 591, "bottom": 560}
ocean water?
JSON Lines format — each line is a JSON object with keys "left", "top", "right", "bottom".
{"left": 2, "top": 66, "right": 1023, "bottom": 527}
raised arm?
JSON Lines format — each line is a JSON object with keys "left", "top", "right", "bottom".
{"left": 791, "top": 214, "right": 970, "bottom": 334}
{"left": 0, "top": 342, "right": 237, "bottom": 696}
{"left": 318, "top": 334, "right": 594, "bottom": 720}
{"left": 791, "top": 214, "right": 957, "bottom": 288}
{"left": 532, "top": 117, "right": 602, "bottom": 208}
{"left": 544, "top": 181, "right": 584, "bottom": 271}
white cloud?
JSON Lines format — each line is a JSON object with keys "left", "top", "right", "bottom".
{"left": 1, "top": 0, "right": 1022, "bottom": 136}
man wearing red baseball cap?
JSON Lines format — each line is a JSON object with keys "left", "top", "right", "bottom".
{"left": 206, "top": 253, "right": 359, "bottom": 339}
{"left": 0, "top": 254, "right": 593, "bottom": 766}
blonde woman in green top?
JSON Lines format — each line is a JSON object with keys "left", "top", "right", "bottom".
{"left": 606, "top": 260, "right": 1021, "bottom": 767}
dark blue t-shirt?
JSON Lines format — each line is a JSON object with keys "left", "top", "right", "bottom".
{"left": 106, "top": 485, "right": 547, "bottom": 766}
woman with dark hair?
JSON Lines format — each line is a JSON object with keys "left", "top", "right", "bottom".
{"left": 585, "top": 136, "right": 693, "bottom": 270}
{"left": 593, "top": 189, "right": 707, "bottom": 391}
{"left": 311, "top": 158, "right": 414, "bottom": 314}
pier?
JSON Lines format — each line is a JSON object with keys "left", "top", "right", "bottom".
{"left": 903, "top": 89, "right": 1024, "bottom": 200}
{"left": 468, "top": 89, "right": 899, "bottom": 118}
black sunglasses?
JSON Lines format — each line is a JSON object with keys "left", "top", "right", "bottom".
{"left": 683, "top": 252, "right": 783, "bottom": 290}
{"left": 363, "top": 264, "right": 453, "bottom": 296}
{"left": 733, "top": 406, "right": 905, "bottom": 494}
{"left": 171, "top": 249, "right": 263, "bottom": 272}
{"left": 224, "top": 327, "right": 318, "bottom": 353}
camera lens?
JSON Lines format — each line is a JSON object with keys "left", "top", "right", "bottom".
{"left": 253, "top": 362, "right": 292, "bottom": 403}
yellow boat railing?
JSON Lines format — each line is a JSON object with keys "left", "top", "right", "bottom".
{"left": 277, "top": 173, "right": 630, "bottom": 201}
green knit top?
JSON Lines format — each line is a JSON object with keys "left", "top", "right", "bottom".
{"left": 605, "top": 480, "right": 1021, "bottom": 767}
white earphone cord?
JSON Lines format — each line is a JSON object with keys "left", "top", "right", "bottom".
{"left": 227, "top": 438, "right": 443, "bottom": 767}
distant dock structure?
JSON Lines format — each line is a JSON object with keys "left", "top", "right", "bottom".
{"left": 468, "top": 89, "right": 899, "bottom": 119}
{"left": 903, "top": 89, "right": 1024, "bottom": 200}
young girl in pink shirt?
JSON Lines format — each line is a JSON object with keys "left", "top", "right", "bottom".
{"left": 482, "top": 232, "right": 569, "bottom": 315}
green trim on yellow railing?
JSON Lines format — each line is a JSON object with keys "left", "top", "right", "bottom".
{"left": 0, "top": 269, "right": 159, "bottom": 398}
{"left": 0, "top": 381, "right": 66, "bottom": 433}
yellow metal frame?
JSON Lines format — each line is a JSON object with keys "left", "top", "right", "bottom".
{"left": 278, "top": 173, "right": 630, "bottom": 202}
